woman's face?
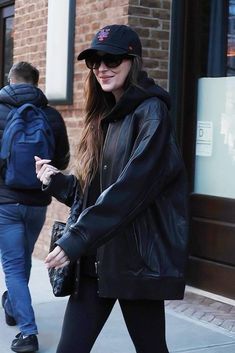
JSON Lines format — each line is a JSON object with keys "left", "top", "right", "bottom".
{"left": 92, "top": 52, "right": 132, "bottom": 101}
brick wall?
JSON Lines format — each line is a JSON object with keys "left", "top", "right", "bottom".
{"left": 129, "top": 0, "right": 171, "bottom": 89}
{"left": 13, "top": 0, "right": 171, "bottom": 259}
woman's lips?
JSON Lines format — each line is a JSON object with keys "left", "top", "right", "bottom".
{"left": 100, "top": 76, "right": 112, "bottom": 79}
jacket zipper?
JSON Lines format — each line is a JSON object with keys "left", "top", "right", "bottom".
{"left": 99, "top": 124, "right": 110, "bottom": 193}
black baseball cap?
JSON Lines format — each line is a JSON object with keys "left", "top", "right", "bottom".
{"left": 77, "top": 24, "right": 142, "bottom": 60}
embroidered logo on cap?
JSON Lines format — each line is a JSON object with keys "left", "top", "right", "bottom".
{"left": 97, "top": 28, "right": 110, "bottom": 41}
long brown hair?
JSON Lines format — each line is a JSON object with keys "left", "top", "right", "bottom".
{"left": 74, "top": 56, "right": 143, "bottom": 189}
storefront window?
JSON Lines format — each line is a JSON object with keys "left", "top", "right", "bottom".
{"left": 194, "top": 0, "right": 235, "bottom": 198}
{"left": 227, "top": 0, "right": 235, "bottom": 75}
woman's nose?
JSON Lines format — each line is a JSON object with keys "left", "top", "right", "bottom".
{"left": 98, "top": 61, "right": 108, "bottom": 70}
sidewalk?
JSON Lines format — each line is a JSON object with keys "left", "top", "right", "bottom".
{"left": 0, "top": 258, "right": 234, "bottom": 353}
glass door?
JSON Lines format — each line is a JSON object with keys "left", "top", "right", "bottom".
{"left": 195, "top": 1, "right": 235, "bottom": 199}
{"left": 170, "top": 0, "right": 235, "bottom": 299}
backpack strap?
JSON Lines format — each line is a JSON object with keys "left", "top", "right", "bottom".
{"left": 6, "top": 107, "right": 17, "bottom": 122}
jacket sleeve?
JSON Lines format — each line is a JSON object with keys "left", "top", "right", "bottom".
{"left": 43, "top": 173, "right": 81, "bottom": 207}
{"left": 57, "top": 100, "right": 184, "bottom": 261}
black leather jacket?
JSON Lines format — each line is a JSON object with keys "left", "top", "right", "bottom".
{"left": 47, "top": 72, "right": 189, "bottom": 300}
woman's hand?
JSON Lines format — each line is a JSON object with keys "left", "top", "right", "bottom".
{"left": 45, "top": 246, "right": 70, "bottom": 269}
{"left": 34, "top": 156, "right": 59, "bottom": 185}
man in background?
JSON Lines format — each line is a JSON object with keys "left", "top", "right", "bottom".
{"left": 0, "top": 61, "right": 70, "bottom": 353}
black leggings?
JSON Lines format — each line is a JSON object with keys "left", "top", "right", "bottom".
{"left": 56, "top": 276, "right": 169, "bottom": 353}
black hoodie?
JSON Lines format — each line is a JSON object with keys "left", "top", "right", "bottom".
{"left": 102, "top": 70, "right": 170, "bottom": 122}
{"left": 0, "top": 83, "right": 70, "bottom": 205}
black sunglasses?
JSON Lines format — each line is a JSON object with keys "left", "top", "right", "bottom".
{"left": 85, "top": 53, "right": 131, "bottom": 70}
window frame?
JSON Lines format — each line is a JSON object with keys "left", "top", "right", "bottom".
{"left": 0, "top": 1, "right": 14, "bottom": 87}
{"left": 45, "top": 0, "right": 76, "bottom": 105}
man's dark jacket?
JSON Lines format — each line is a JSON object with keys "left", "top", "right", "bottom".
{"left": 46, "top": 72, "right": 189, "bottom": 300}
{"left": 0, "top": 83, "right": 70, "bottom": 205}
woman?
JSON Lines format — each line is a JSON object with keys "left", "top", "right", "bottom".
{"left": 36, "top": 24, "right": 188, "bottom": 353}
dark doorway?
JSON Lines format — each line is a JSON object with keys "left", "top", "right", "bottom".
{"left": 170, "top": 0, "right": 235, "bottom": 299}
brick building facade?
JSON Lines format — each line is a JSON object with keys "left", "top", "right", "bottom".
{"left": 7, "top": 0, "right": 171, "bottom": 258}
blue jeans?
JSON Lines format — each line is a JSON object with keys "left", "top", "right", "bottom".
{"left": 0, "top": 203, "right": 47, "bottom": 335}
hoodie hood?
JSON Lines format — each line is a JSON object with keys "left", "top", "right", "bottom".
{"left": 103, "top": 71, "right": 170, "bottom": 123}
{"left": 0, "top": 83, "right": 48, "bottom": 107}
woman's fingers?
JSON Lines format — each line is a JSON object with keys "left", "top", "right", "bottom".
{"left": 34, "top": 156, "right": 59, "bottom": 184}
{"left": 55, "top": 258, "right": 71, "bottom": 269}
{"left": 45, "top": 246, "right": 70, "bottom": 269}
{"left": 38, "top": 167, "right": 59, "bottom": 185}
{"left": 34, "top": 156, "right": 51, "bottom": 174}
{"left": 45, "top": 246, "right": 63, "bottom": 263}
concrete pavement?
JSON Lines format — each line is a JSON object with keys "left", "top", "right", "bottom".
{"left": 0, "top": 258, "right": 235, "bottom": 353}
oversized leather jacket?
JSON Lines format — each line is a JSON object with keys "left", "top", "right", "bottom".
{"left": 47, "top": 72, "right": 189, "bottom": 300}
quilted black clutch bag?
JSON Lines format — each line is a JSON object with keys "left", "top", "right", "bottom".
{"left": 48, "top": 221, "right": 76, "bottom": 297}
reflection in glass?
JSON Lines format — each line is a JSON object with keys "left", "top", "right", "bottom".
{"left": 227, "top": 0, "right": 235, "bottom": 75}
{"left": 195, "top": 77, "right": 235, "bottom": 199}
{"left": 3, "top": 16, "right": 14, "bottom": 86}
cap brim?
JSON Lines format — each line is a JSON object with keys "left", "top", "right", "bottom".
{"left": 77, "top": 45, "right": 127, "bottom": 60}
